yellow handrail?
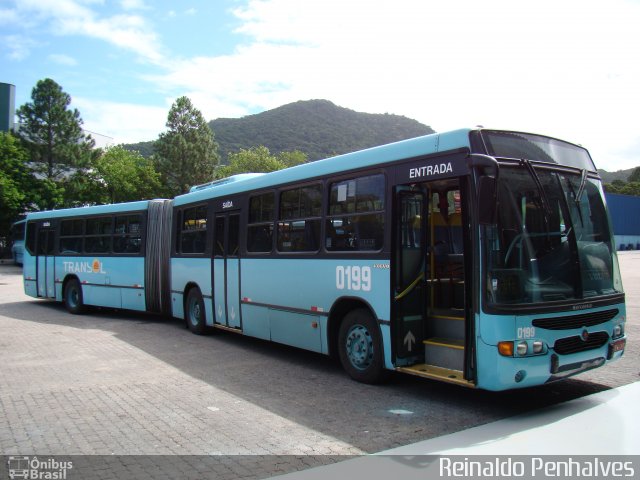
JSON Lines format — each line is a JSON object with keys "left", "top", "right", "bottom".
{"left": 394, "top": 272, "right": 425, "bottom": 300}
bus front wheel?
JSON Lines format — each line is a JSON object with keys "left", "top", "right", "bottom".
{"left": 338, "top": 309, "right": 386, "bottom": 384}
{"left": 185, "top": 288, "right": 207, "bottom": 335}
{"left": 64, "top": 278, "right": 86, "bottom": 315}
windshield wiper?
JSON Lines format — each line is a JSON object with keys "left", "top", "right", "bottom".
{"left": 575, "top": 168, "right": 588, "bottom": 205}
{"left": 520, "top": 158, "right": 553, "bottom": 221}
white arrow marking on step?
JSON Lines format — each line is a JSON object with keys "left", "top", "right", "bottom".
{"left": 404, "top": 331, "right": 416, "bottom": 352}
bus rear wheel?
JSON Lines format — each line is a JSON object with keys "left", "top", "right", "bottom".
{"left": 338, "top": 308, "right": 386, "bottom": 384}
{"left": 186, "top": 287, "right": 207, "bottom": 335}
{"left": 64, "top": 278, "right": 86, "bottom": 315}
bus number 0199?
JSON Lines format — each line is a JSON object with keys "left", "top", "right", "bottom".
{"left": 336, "top": 266, "right": 372, "bottom": 292}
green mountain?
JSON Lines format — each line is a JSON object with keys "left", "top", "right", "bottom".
{"left": 124, "top": 100, "right": 434, "bottom": 163}
{"left": 209, "top": 99, "right": 434, "bottom": 161}
{"left": 599, "top": 168, "right": 635, "bottom": 184}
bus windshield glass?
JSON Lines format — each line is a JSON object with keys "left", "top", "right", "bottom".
{"left": 484, "top": 165, "right": 623, "bottom": 307}
{"left": 482, "top": 130, "right": 597, "bottom": 172}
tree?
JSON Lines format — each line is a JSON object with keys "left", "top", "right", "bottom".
{"left": 61, "top": 146, "right": 165, "bottom": 206}
{"left": 0, "top": 133, "right": 61, "bottom": 240}
{"left": 628, "top": 167, "right": 640, "bottom": 183}
{"left": 216, "top": 146, "right": 307, "bottom": 179}
{"left": 154, "top": 96, "right": 219, "bottom": 195}
{"left": 16, "top": 78, "right": 95, "bottom": 180}
{"left": 0, "top": 132, "right": 28, "bottom": 209}
{"left": 277, "top": 150, "right": 307, "bottom": 168}
{"left": 95, "top": 146, "right": 164, "bottom": 203}
{"left": 604, "top": 177, "right": 640, "bottom": 196}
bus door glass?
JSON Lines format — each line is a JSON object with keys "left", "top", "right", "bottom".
{"left": 36, "top": 226, "right": 56, "bottom": 298}
{"left": 394, "top": 189, "right": 427, "bottom": 362}
{"left": 213, "top": 213, "right": 242, "bottom": 329}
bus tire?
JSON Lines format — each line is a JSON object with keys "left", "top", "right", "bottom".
{"left": 64, "top": 278, "right": 86, "bottom": 315}
{"left": 338, "top": 308, "right": 386, "bottom": 384}
{"left": 185, "top": 287, "right": 207, "bottom": 335}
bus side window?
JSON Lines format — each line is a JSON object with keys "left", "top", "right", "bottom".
{"left": 326, "top": 174, "right": 385, "bottom": 252}
{"left": 247, "top": 192, "right": 275, "bottom": 253}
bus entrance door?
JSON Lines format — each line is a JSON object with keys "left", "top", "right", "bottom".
{"left": 394, "top": 182, "right": 469, "bottom": 384}
{"left": 36, "top": 226, "right": 56, "bottom": 298}
{"left": 394, "top": 190, "right": 427, "bottom": 364}
{"left": 213, "top": 213, "right": 242, "bottom": 330}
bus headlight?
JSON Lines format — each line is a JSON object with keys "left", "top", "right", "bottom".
{"left": 516, "top": 341, "right": 528, "bottom": 356}
{"left": 613, "top": 324, "right": 624, "bottom": 339}
{"left": 533, "top": 340, "right": 544, "bottom": 354}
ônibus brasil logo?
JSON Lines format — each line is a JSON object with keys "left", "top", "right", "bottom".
{"left": 7, "top": 456, "right": 73, "bottom": 480}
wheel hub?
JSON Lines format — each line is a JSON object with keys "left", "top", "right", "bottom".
{"left": 345, "top": 325, "right": 374, "bottom": 370}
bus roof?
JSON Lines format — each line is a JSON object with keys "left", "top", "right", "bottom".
{"left": 174, "top": 128, "right": 473, "bottom": 207}
{"left": 25, "top": 200, "right": 157, "bottom": 221}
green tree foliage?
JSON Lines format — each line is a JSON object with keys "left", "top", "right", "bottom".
{"left": 605, "top": 181, "right": 640, "bottom": 196}
{"left": 96, "top": 146, "right": 164, "bottom": 203}
{"left": 0, "top": 133, "right": 28, "bottom": 217}
{"left": 604, "top": 169, "right": 640, "bottom": 196}
{"left": 0, "top": 133, "right": 64, "bottom": 241}
{"left": 154, "top": 96, "right": 220, "bottom": 195}
{"left": 63, "top": 146, "right": 165, "bottom": 206}
{"left": 627, "top": 167, "right": 640, "bottom": 183}
{"left": 277, "top": 150, "right": 307, "bottom": 168}
{"left": 16, "top": 78, "right": 95, "bottom": 180}
{"left": 216, "top": 146, "right": 307, "bottom": 179}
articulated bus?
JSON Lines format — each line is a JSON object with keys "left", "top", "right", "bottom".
{"left": 22, "top": 128, "right": 627, "bottom": 390}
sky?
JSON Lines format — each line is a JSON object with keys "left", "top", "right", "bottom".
{"left": 1, "top": 0, "right": 639, "bottom": 171}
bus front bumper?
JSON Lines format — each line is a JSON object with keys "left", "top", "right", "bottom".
{"left": 477, "top": 336, "right": 626, "bottom": 391}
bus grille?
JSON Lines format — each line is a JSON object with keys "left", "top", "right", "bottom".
{"left": 532, "top": 309, "right": 618, "bottom": 330}
{"left": 554, "top": 331, "right": 609, "bottom": 355}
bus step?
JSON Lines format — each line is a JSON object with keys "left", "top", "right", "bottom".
{"left": 396, "top": 364, "right": 474, "bottom": 388}
{"left": 213, "top": 323, "right": 243, "bottom": 334}
{"left": 428, "top": 310, "right": 465, "bottom": 340}
{"left": 423, "top": 337, "right": 464, "bottom": 371}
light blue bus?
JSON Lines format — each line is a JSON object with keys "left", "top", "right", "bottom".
{"left": 10, "top": 219, "right": 26, "bottom": 265}
{"left": 23, "top": 128, "right": 627, "bottom": 390}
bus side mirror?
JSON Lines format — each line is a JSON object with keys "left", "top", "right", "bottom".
{"left": 468, "top": 154, "right": 499, "bottom": 226}
{"left": 478, "top": 176, "right": 497, "bottom": 225}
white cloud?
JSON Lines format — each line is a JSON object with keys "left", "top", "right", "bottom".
{"left": 120, "top": 0, "right": 149, "bottom": 11}
{"left": 73, "top": 97, "right": 168, "bottom": 143}
{"left": 8, "top": 0, "right": 164, "bottom": 63}
{"left": 48, "top": 53, "right": 78, "bottom": 66}
{"left": 146, "top": 0, "right": 640, "bottom": 170}
{"left": 2, "top": 34, "right": 41, "bottom": 61}
{"left": 0, "top": 7, "right": 19, "bottom": 24}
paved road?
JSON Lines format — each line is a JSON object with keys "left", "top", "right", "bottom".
{"left": 0, "top": 252, "right": 638, "bottom": 478}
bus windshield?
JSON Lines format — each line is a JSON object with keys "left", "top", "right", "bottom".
{"left": 484, "top": 165, "right": 623, "bottom": 307}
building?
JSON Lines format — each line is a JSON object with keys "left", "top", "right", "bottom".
{"left": 0, "top": 82, "right": 15, "bottom": 132}
{"left": 606, "top": 193, "right": 640, "bottom": 250}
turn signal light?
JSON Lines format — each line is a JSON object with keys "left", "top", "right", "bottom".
{"left": 498, "top": 341, "right": 514, "bottom": 356}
